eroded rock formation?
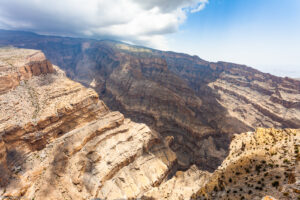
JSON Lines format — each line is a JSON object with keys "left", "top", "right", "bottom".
{"left": 0, "top": 48, "right": 178, "bottom": 200}
{"left": 191, "top": 128, "right": 300, "bottom": 200}
{"left": 0, "top": 47, "right": 54, "bottom": 94}
{"left": 0, "top": 30, "right": 298, "bottom": 172}
{"left": 142, "top": 165, "right": 210, "bottom": 200}
{"left": 0, "top": 30, "right": 299, "bottom": 200}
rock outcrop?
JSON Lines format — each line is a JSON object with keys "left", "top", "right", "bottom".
{"left": 0, "top": 48, "right": 178, "bottom": 200}
{"left": 191, "top": 128, "right": 300, "bottom": 200}
{"left": 0, "top": 47, "right": 54, "bottom": 94}
{"left": 0, "top": 30, "right": 299, "bottom": 200}
{"left": 142, "top": 165, "right": 210, "bottom": 200}
{"left": 0, "top": 30, "right": 299, "bottom": 172}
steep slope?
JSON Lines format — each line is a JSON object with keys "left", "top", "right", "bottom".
{"left": 0, "top": 30, "right": 299, "bottom": 172}
{"left": 0, "top": 48, "right": 178, "bottom": 200}
{"left": 191, "top": 128, "right": 300, "bottom": 200}
{"left": 142, "top": 165, "right": 211, "bottom": 200}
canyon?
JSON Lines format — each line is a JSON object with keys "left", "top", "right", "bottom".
{"left": 0, "top": 30, "right": 299, "bottom": 199}
{"left": 0, "top": 48, "right": 178, "bottom": 199}
{"left": 0, "top": 30, "right": 299, "bottom": 173}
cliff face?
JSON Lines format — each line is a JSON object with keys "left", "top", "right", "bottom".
{"left": 0, "top": 47, "right": 54, "bottom": 94}
{"left": 0, "top": 31, "right": 299, "bottom": 200}
{"left": 0, "top": 48, "right": 178, "bottom": 200}
{"left": 0, "top": 30, "right": 299, "bottom": 172}
{"left": 191, "top": 128, "right": 300, "bottom": 200}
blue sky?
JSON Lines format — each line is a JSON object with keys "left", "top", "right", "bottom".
{"left": 169, "top": 0, "right": 300, "bottom": 77}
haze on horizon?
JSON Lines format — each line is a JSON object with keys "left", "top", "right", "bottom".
{"left": 0, "top": 0, "right": 299, "bottom": 78}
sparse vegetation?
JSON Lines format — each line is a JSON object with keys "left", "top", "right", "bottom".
{"left": 283, "top": 192, "right": 289, "bottom": 197}
{"left": 272, "top": 181, "right": 279, "bottom": 188}
{"left": 283, "top": 159, "right": 290, "bottom": 164}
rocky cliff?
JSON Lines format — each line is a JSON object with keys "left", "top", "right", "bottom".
{"left": 0, "top": 48, "right": 180, "bottom": 200}
{"left": 0, "top": 44, "right": 299, "bottom": 200}
{"left": 191, "top": 128, "right": 300, "bottom": 200}
{"left": 1, "top": 30, "right": 299, "bottom": 172}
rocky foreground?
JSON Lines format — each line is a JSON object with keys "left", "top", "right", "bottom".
{"left": 0, "top": 48, "right": 182, "bottom": 199}
{"left": 1, "top": 30, "right": 299, "bottom": 172}
{"left": 191, "top": 128, "right": 300, "bottom": 200}
{"left": 0, "top": 40, "right": 299, "bottom": 199}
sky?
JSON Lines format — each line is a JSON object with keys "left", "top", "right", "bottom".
{"left": 0, "top": 0, "right": 299, "bottom": 77}
{"left": 168, "top": 0, "right": 300, "bottom": 77}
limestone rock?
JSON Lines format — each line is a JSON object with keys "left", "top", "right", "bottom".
{"left": 0, "top": 31, "right": 299, "bottom": 200}
{"left": 0, "top": 48, "right": 178, "bottom": 200}
{"left": 0, "top": 30, "right": 299, "bottom": 172}
{"left": 142, "top": 165, "right": 211, "bottom": 200}
{"left": 0, "top": 47, "right": 55, "bottom": 94}
{"left": 191, "top": 128, "right": 300, "bottom": 200}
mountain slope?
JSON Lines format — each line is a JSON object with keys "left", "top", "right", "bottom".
{"left": 0, "top": 47, "right": 178, "bottom": 200}
{"left": 0, "top": 30, "right": 299, "bottom": 172}
{"left": 191, "top": 128, "right": 300, "bottom": 200}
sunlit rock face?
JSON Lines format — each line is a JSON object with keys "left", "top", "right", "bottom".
{"left": 0, "top": 48, "right": 177, "bottom": 200}
{"left": 0, "top": 30, "right": 299, "bottom": 172}
{"left": 191, "top": 128, "right": 300, "bottom": 200}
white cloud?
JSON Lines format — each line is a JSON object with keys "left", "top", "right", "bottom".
{"left": 190, "top": 0, "right": 208, "bottom": 13}
{"left": 0, "top": 0, "right": 208, "bottom": 49}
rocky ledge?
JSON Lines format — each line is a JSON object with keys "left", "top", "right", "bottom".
{"left": 1, "top": 31, "right": 299, "bottom": 172}
{"left": 191, "top": 128, "right": 300, "bottom": 200}
{"left": 0, "top": 47, "right": 55, "bottom": 95}
{"left": 0, "top": 32, "right": 299, "bottom": 200}
{"left": 0, "top": 48, "right": 179, "bottom": 200}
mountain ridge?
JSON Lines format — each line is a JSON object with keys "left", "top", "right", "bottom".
{"left": 0, "top": 47, "right": 179, "bottom": 199}
{"left": 0, "top": 30, "right": 299, "bottom": 199}
{"left": 0, "top": 30, "right": 299, "bottom": 173}
{"left": 0, "top": 29, "right": 281, "bottom": 74}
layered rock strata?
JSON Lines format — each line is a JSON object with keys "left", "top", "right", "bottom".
{"left": 0, "top": 48, "right": 178, "bottom": 200}
{"left": 0, "top": 47, "right": 54, "bottom": 94}
{"left": 0, "top": 30, "right": 299, "bottom": 172}
{"left": 142, "top": 165, "right": 210, "bottom": 200}
{"left": 0, "top": 47, "right": 299, "bottom": 200}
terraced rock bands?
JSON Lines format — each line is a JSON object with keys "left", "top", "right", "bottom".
{"left": 0, "top": 30, "right": 299, "bottom": 172}
{"left": 0, "top": 48, "right": 178, "bottom": 200}
{"left": 0, "top": 30, "right": 299, "bottom": 200}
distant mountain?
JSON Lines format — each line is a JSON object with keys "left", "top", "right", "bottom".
{"left": 0, "top": 29, "right": 299, "bottom": 172}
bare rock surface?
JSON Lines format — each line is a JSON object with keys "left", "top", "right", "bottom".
{"left": 0, "top": 31, "right": 299, "bottom": 200}
{"left": 142, "top": 165, "right": 211, "bottom": 200}
{"left": 191, "top": 128, "right": 300, "bottom": 200}
{"left": 0, "top": 30, "right": 299, "bottom": 172}
{"left": 0, "top": 47, "right": 54, "bottom": 94}
{"left": 0, "top": 48, "right": 179, "bottom": 200}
